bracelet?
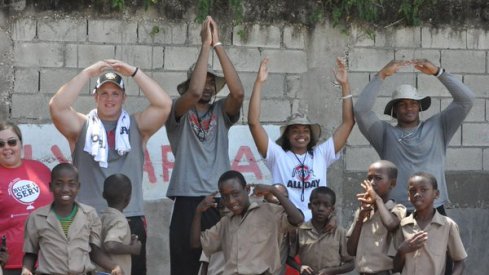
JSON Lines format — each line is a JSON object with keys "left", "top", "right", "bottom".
{"left": 341, "top": 94, "right": 353, "bottom": 100}
{"left": 131, "top": 67, "right": 139, "bottom": 77}
{"left": 435, "top": 68, "right": 445, "bottom": 77}
{"left": 213, "top": 42, "right": 223, "bottom": 48}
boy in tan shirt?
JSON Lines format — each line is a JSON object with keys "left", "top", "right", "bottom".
{"left": 347, "top": 160, "right": 406, "bottom": 274}
{"left": 190, "top": 170, "right": 303, "bottom": 275}
{"left": 392, "top": 172, "right": 467, "bottom": 275}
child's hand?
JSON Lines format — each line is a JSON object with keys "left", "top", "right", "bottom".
{"left": 196, "top": 191, "right": 219, "bottom": 213}
{"left": 333, "top": 57, "right": 348, "bottom": 86}
{"left": 251, "top": 184, "right": 273, "bottom": 197}
{"left": 21, "top": 267, "right": 33, "bottom": 275}
{"left": 256, "top": 57, "right": 269, "bottom": 83}
{"left": 358, "top": 204, "right": 373, "bottom": 223}
{"left": 300, "top": 264, "right": 315, "bottom": 275}
{"left": 357, "top": 180, "right": 380, "bottom": 206}
{"left": 399, "top": 231, "right": 428, "bottom": 254}
{"left": 130, "top": 234, "right": 142, "bottom": 255}
{"left": 110, "top": 265, "right": 123, "bottom": 275}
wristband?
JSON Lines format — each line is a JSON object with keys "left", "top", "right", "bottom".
{"left": 213, "top": 42, "right": 223, "bottom": 48}
{"left": 341, "top": 94, "right": 353, "bottom": 100}
{"left": 435, "top": 67, "right": 444, "bottom": 77}
{"left": 131, "top": 67, "right": 139, "bottom": 77}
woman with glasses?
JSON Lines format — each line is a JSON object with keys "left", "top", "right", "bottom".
{"left": 0, "top": 121, "right": 51, "bottom": 275}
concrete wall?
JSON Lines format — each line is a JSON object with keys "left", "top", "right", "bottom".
{"left": 1, "top": 10, "right": 489, "bottom": 275}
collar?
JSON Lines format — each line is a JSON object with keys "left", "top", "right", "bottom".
{"left": 35, "top": 201, "right": 90, "bottom": 217}
{"left": 401, "top": 208, "right": 446, "bottom": 227}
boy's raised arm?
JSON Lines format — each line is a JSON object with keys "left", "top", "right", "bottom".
{"left": 191, "top": 192, "right": 218, "bottom": 249}
{"left": 254, "top": 184, "right": 304, "bottom": 225}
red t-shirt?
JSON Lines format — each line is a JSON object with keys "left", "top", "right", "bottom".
{"left": 0, "top": 159, "right": 51, "bottom": 269}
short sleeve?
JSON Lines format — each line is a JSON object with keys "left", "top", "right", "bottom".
{"left": 315, "top": 137, "right": 341, "bottom": 167}
{"left": 265, "top": 137, "right": 283, "bottom": 168}
{"left": 391, "top": 204, "right": 407, "bottom": 221}
{"left": 447, "top": 221, "right": 467, "bottom": 261}
{"left": 201, "top": 219, "right": 225, "bottom": 256}
{"left": 88, "top": 210, "right": 102, "bottom": 248}
{"left": 23, "top": 214, "right": 39, "bottom": 254}
{"left": 103, "top": 218, "right": 129, "bottom": 244}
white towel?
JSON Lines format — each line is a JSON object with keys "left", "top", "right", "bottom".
{"left": 84, "top": 109, "right": 131, "bottom": 168}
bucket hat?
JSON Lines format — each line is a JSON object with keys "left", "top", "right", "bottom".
{"left": 92, "top": 71, "right": 125, "bottom": 94}
{"left": 384, "top": 84, "right": 431, "bottom": 118}
{"left": 276, "top": 113, "right": 321, "bottom": 146}
{"left": 177, "top": 63, "right": 226, "bottom": 95}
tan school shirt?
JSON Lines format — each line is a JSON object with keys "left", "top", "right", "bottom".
{"left": 200, "top": 202, "right": 297, "bottom": 275}
{"left": 392, "top": 210, "right": 467, "bottom": 275}
{"left": 346, "top": 200, "right": 406, "bottom": 273}
{"left": 294, "top": 221, "right": 352, "bottom": 272}
{"left": 23, "top": 202, "right": 102, "bottom": 275}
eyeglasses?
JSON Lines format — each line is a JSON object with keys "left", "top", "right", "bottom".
{"left": 0, "top": 139, "right": 18, "bottom": 148}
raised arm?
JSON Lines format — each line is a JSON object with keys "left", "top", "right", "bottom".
{"left": 191, "top": 192, "right": 218, "bottom": 249}
{"left": 331, "top": 57, "right": 355, "bottom": 153}
{"left": 412, "top": 59, "right": 474, "bottom": 135}
{"left": 248, "top": 58, "right": 270, "bottom": 157}
{"left": 174, "top": 17, "right": 213, "bottom": 119}
{"left": 106, "top": 59, "right": 172, "bottom": 143}
{"left": 49, "top": 61, "right": 111, "bottom": 149}
{"left": 254, "top": 184, "right": 304, "bottom": 225}
{"left": 210, "top": 17, "right": 244, "bottom": 117}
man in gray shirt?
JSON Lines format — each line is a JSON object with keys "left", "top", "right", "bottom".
{"left": 354, "top": 59, "right": 474, "bottom": 212}
{"left": 166, "top": 16, "right": 244, "bottom": 275}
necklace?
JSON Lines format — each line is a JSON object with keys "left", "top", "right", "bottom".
{"left": 193, "top": 105, "right": 214, "bottom": 142}
{"left": 397, "top": 122, "right": 421, "bottom": 143}
{"left": 293, "top": 152, "right": 307, "bottom": 202}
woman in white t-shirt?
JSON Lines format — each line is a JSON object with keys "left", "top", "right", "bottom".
{"left": 247, "top": 57, "right": 355, "bottom": 221}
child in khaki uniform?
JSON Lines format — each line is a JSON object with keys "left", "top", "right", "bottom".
{"left": 392, "top": 172, "right": 467, "bottom": 275}
{"left": 347, "top": 160, "right": 406, "bottom": 275}
{"left": 190, "top": 170, "right": 304, "bottom": 275}
{"left": 21, "top": 163, "right": 122, "bottom": 275}
{"left": 98, "top": 174, "right": 142, "bottom": 275}
{"left": 290, "top": 187, "right": 354, "bottom": 275}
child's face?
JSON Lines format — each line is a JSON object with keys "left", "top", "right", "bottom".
{"left": 219, "top": 178, "right": 250, "bottom": 215}
{"left": 50, "top": 168, "right": 80, "bottom": 207}
{"left": 367, "top": 163, "right": 394, "bottom": 197}
{"left": 408, "top": 176, "right": 439, "bottom": 211}
{"left": 308, "top": 193, "right": 334, "bottom": 223}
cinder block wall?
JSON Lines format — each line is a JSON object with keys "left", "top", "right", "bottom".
{"left": 2, "top": 11, "right": 489, "bottom": 275}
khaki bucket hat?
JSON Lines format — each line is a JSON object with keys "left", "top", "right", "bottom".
{"left": 276, "top": 113, "right": 321, "bottom": 146}
{"left": 384, "top": 84, "right": 431, "bottom": 118}
{"left": 177, "top": 63, "right": 226, "bottom": 95}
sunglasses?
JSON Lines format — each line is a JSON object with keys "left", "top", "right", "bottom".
{"left": 0, "top": 139, "right": 18, "bottom": 148}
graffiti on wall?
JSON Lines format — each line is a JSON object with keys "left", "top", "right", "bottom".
{"left": 19, "top": 124, "right": 280, "bottom": 200}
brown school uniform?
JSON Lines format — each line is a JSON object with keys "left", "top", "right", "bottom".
{"left": 98, "top": 207, "right": 132, "bottom": 275}
{"left": 347, "top": 200, "right": 406, "bottom": 273}
{"left": 23, "top": 202, "right": 102, "bottom": 275}
{"left": 294, "top": 221, "right": 352, "bottom": 272}
{"left": 392, "top": 210, "right": 467, "bottom": 275}
{"left": 200, "top": 202, "right": 297, "bottom": 275}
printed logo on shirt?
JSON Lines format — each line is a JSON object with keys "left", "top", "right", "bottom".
{"left": 8, "top": 178, "right": 41, "bottom": 210}
{"left": 287, "top": 164, "right": 320, "bottom": 189}
{"left": 188, "top": 110, "right": 217, "bottom": 142}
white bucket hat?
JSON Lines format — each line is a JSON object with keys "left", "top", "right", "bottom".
{"left": 384, "top": 84, "right": 431, "bottom": 118}
{"left": 276, "top": 113, "right": 321, "bottom": 146}
{"left": 177, "top": 63, "right": 226, "bottom": 95}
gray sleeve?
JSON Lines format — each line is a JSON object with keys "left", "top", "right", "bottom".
{"left": 354, "top": 75, "right": 387, "bottom": 152}
{"left": 438, "top": 72, "right": 475, "bottom": 142}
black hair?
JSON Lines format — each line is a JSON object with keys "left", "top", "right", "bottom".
{"left": 0, "top": 121, "right": 23, "bottom": 143}
{"left": 375, "top": 160, "right": 398, "bottom": 179}
{"left": 410, "top": 171, "right": 438, "bottom": 190}
{"left": 103, "top": 173, "right": 132, "bottom": 205}
{"left": 218, "top": 170, "right": 246, "bottom": 189}
{"left": 51, "top": 162, "right": 78, "bottom": 182}
{"left": 280, "top": 125, "right": 317, "bottom": 155}
{"left": 310, "top": 186, "right": 336, "bottom": 205}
